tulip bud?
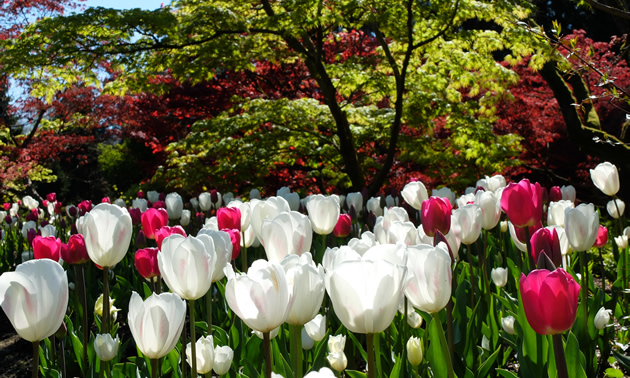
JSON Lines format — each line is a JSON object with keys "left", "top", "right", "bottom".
{"left": 95, "top": 294, "right": 120, "bottom": 319}
{"left": 165, "top": 192, "right": 183, "bottom": 220}
{"left": 590, "top": 162, "right": 620, "bottom": 196}
{"left": 217, "top": 207, "right": 241, "bottom": 230}
{"left": 62, "top": 234, "right": 90, "bottom": 265}
{"left": 180, "top": 209, "right": 191, "bottom": 227}
{"left": 500, "top": 221, "right": 508, "bottom": 232}
{"left": 94, "top": 334, "right": 120, "bottom": 362}
{"left": 607, "top": 199, "right": 625, "bottom": 219}
{"left": 327, "top": 351, "right": 348, "bottom": 372}
{"left": 186, "top": 336, "right": 214, "bottom": 374}
{"left": 549, "top": 186, "right": 562, "bottom": 202}
{"left": 615, "top": 235, "right": 628, "bottom": 249}
{"left": 333, "top": 214, "right": 352, "bottom": 238}
{"left": 301, "top": 327, "right": 315, "bottom": 350}
{"left": 304, "top": 314, "right": 327, "bottom": 342}
{"left": 501, "top": 316, "right": 516, "bottom": 335}
{"left": 594, "top": 307, "right": 612, "bottom": 330}
{"left": 406, "top": 336, "right": 423, "bottom": 366}
{"left": 421, "top": 197, "right": 452, "bottom": 237}
{"left": 328, "top": 334, "right": 346, "bottom": 353}
{"left": 594, "top": 225, "right": 608, "bottom": 248}
{"left": 213, "top": 345, "right": 234, "bottom": 375}
{"left": 491, "top": 267, "right": 508, "bottom": 288}
{"left": 135, "top": 230, "right": 147, "bottom": 249}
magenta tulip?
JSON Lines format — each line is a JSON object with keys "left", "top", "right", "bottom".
{"left": 134, "top": 248, "right": 160, "bottom": 280}
{"left": 141, "top": 208, "right": 169, "bottom": 239}
{"left": 520, "top": 268, "right": 580, "bottom": 335}
{"left": 549, "top": 186, "right": 562, "bottom": 202}
{"left": 530, "top": 227, "right": 562, "bottom": 268}
{"left": 500, "top": 179, "right": 543, "bottom": 228}
{"left": 61, "top": 234, "right": 90, "bottom": 264}
{"left": 223, "top": 229, "right": 241, "bottom": 260}
{"left": 217, "top": 207, "right": 241, "bottom": 231}
{"left": 32, "top": 236, "right": 61, "bottom": 262}
{"left": 421, "top": 197, "right": 452, "bottom": 237}
{"left": 333, "top": 214, "right": 352, "bottom": 238}
{"left": 594, "top": 225, "right": 608, "bottom": 248}
{"left": 155, "top": 226, "right": 187, "bottom": 250}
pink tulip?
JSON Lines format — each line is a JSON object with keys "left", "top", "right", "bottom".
{"left": 135, "top": 248, "right": 160, "bottom": 280}
{"left": 549, "top": 186, "right": 562, "bottom": 202}
{"left": 141, "top": 208, "right": 169, "bottom": 239}
{"left": 520, "top": 268, "right": 580, "bottom": 335}
{"left": 594, "top": 225, "right": 608, "bottom": 248}
{"left": 61, "top": 234, "right": 90, "bottom": 264}
{"left": 333, "top": 214, "right": 352, "bottom": 238}
{"left": 217, "top": 207, "right": 241, "bottom": 231}
{"left": 421, "top": 197, "right": 452, "bottom": 237}
{"left": 223, "top": 229, "right": 241, "bottom": 260}
{"left": 78, "top": 200, "right": 93, "bottom": 215}
{"left": 500, "top": 179, "right": 543, "bottom": 228}
{"left": 530, "top": 227, "right": 562, "bottom": 268}
{"left": 32, "top": 236, "right": 61, "bottom": 262}
{"left": 155, "top": 226, "right": 187, "bottom": 250}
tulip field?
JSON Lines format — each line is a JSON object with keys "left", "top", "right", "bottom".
{"left": 2, "top": 164, "right": 630, "bottom": 378}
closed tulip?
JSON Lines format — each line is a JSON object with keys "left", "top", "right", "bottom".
{"left": 0, "top": 259, "right": 69, "bottom": 342}
{"left": 345, "top": 192, "right": 363, "bottom": 214}
{"left": 452, "top": 204, "right": 482, "bottom": 245}
{"left": 565, "top": 203, "right": 599, "bottom": 252}
{"left": 180, "top": 209, "right": 191, "bottom": 227}
{"left": 281, "top": 253, "right": 326, "bottom": 325}
{"left": 405, "top": 242, "right": 452, "bottom": 313}
{"left": 590, "top": 162, "right": 620, "bottom": 196}
{"left": 421, "top": 197, "right": 452, "bottom": 237}
{"left": 500, "top": 179, "right": 543, "bottom": 228}
{"left": 213, "top": 345, "right": 234, "bottom": 375}
{"left": 366, "top": 197, "right": 383, "bottom": 217}
{"left": 401, "top": 181, "right": 429, "bottom": 210}
{"left": 132, "top": 198, "right": 148, "bottom": 212}
{"left": 158, "top": 234, "right": 215, "bottom": 300}
{"left": 154, "top": 225, "right": 187, "bottom": 250}
{"left": 520, "top": 268, "right": 580, "bottom": 335}
{"left": 62, "top": 234, "right": 90, "bottom": 264}
{"left": 134, "top": 248, "right": 160, "bottom": 280}
{"left": 327, "top": 351, "right": 348, "bottom": 372}
{"left": 227, "top": 200, "right": 252, "bottom": 232}
{"left": 304, "top": 314, "right": 327, "bottom": 342}
{"left": 94, "top": 334, "right": 120, "bottom": 362}
{"left": 250, "top": 196, "right": 291, "bottom": 242}
{"left": 475, "top": 190, "right": 501, "bottom": 230}
{"left": 501, "top": 316, "right": 516, "bottom": 335}
{"left": 530, "top": 227, "right": 563, "bottom": 268}
{"left": 217, "top": 207, "right": 241, "bottom": 231}
{"left": 491, "top": 267, "right": 508, "bottom": 288}
{"left": 128, "top": 291, "right": 186, "bottom": 359}
{"left": 32, "top": 236, "right": 61, "bottom": 262}
{"left": 224, "top": 259, "right": 295, "bottom": 332}
{"left": 165, "top": 192, "right": 184, "bottom": 220}
{"left": 325, "top": 258, "right": 407, "bottom": 334}
{"left": 141, "top": 208, "right": 169, "bottom": 239}
{"left": 607, "top": 199, "right": 625, "bottom": 219}
{"left": 594, "top": 225, "right": 608, "bottom": 248}
{"left": 262, "top": 211, "right": 313, "bottom": 262}
{"left": 594, "top": 307, "right": 612, "bottom": 330}
{"left": 387, "top": 221, "right": 419, "bottom": 246}
{"left": 186, "top": 336, "right": 214, "bottom": 374}
{"left": 82, "top": 203, "right": 133, "bottom": 268}
{"left": 333, "top": 214, "right": 352, "bottom": 238}
{"left": 407, "top": 336, "right": 423, "bottom": 366}
{"left": 547, "top": 200, "right": 574, "bottom": 227}
{"left": 307, "top": 195, "right": 341, "bottom": 235}
{"left": 197, "top": 229, "right": 233, "bottom": 282}
{"left": 198, "top": 192, "right": 212, "bottom": 212}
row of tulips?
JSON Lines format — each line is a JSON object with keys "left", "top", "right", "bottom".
{"left": 0, "top": 162, "right": 628, "bottom": 377}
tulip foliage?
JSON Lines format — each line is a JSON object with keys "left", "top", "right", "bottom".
{"left": 0, "top": 166, "right": 629, "bottom": 378}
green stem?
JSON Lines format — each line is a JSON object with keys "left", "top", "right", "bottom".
{"left": 581, "top": 251, "right": 589, "bottom": 336}
{"left": 76, "top": 264, "right": 89, "bottom": 374}
{"left": 32, "top": 341, "right": 40, "bottom": 378}
{"left": 242, "top": 231, "right": 248, "bottom": 273}
{"left": 291, "top": 324, "right": 303, "bottom": 378}
{"left": 189, "top": 300, "right": 197, "bottom": 377}
{"left": 60, "top": 338, "right": 66, "bottom": 378}
{"left": 156, "top": 275, "right": 161, "bottom": 295}
{"left": 552, "top": 334, "right": 569, "bottom": 378}
{"left": 403, "top": 297, "right": 410, "bottom": 373}
{"left": 102, "top": 267, "right": 110, "bottom": 335}
{"left": 264, "top": 331, "right": 272, "bottom": 378}
{"left": 366, "top": 333, "right": 375, "bottom": 378}
{"left": 373, "top": 332, "right": 382, "bottom": 375}
{"left": 181, "top": 319, "right": 187, "bottom": 378}
{"left": 599, "top": 248, "right": 606, "bottom": 292}
{"left": 524, "top": 227, "right": 533, "bottom": 273}
{"left": 432, "top": 313, "right": 454, "bottom": 378}
{"left": 206, "top": 287, "right": 213, "bottom": 335}
{"left": 151, "top": 358, "right": 159, "bottom": 378}
{"left": 478, "top": 241, "right": 492, "bottom": 312}
{"left": 466, "top": 245, "right": 475, "bottom": 306}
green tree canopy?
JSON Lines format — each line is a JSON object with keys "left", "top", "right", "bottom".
{"left": 0, "top": 0, "right": 552, "bottom": 194}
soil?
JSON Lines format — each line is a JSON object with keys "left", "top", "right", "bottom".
{"left": 0, "top": 310, "right": 32, "bottom": 378}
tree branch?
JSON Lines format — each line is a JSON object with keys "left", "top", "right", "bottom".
{"left": 20, "top": 109, "right": 46, "bottom": 149}
{"left": 582, "top": 0, "right": 630, "bottom": 20}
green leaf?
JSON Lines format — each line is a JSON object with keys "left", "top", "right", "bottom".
{"left": 345, "top": 371, "right": 368, "bottom": 378}
{"left": 427, "top": 316, "right": 449, "bottom": 378}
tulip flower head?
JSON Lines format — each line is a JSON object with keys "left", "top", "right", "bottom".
{"left": 520, "top": 268, "right": 580, "bottom": 335}
{"left": 261, "top": 211, "right": 312, "bottom": 262}
{"left": 491, "top": 267, "right": 508, "bottom": 288}
{"left": 421, "top": 197, "right": 452, "bottom": 237}
{"left": 158, "top": 234, "right": 215, "bottom": 300}
{"left": 281, "top": 253, "right": 326, "bottom": 325}
{"left": 154, "top": 225, "right": 187, "bottom": 250}
{"left": 333, "top": 214, "right": 352, "bottom": 238}
{"left": 501, "top": 316, "right": 516, "bottom": 335}
{"left": 213, "top": 345, "right": 234, "bottom": 375}
{"left": 197, "top": 229, "right": 233, "bottom": 282}
{"left": 224, "top": 260, "right": 295, "bottom": 332}
{"left": 594, "top": 225, "right": 608, "bottom": 248}
{"left": 530, "top": 227, "right": 563, "bottom": 268}
{"left": 94, "top": 334, "right": 120, "bottom": 362}
{"left": 32, "top": 236, "right": 62, "bottom": 262}
{"left": 82, "top": 203, "right": 133, "bottom": 268}
{"left": 607, "top": 199, "right": 625, "bottom": 219}
{"left": 500, "top": 179, "right": 543, "bottom": 228}
{"left": 217, "top": 207, "right": 242, "bottom": 231}
{"left": 0, "top": 259, "right": 69, "bottom": 342}
{"left": 405, "top": 242, "right": 452, "bottom": 314}
{"left": 401, "top": 181, "right": 429, "bottom": 210}
{"left": 141, "top": 208, "right": 170, "bottom": 239}
{"left": 222, "top": 228, "right": 241, "bottom": 260}
{"left": 134, "top": 248, "right": 160, "bottom": 281}
{"left": 186, "top": 335, "right": 214, "bottom": 374}
{"left": 165, "top": 192, "right": 184, "bottom": 220}
{"left": 127, "top": 292, "right": 186, "bottom": 359}
{"left": 304, "top": 314, "right": 327, "bottom": 342}
{"left": 565, "top": 203, "right": 599, "bottom": 252}
{"left": 307, "top": 195, "right": 341, "bottom": 235}
{"left": 407, "top": 336, "right": 423, "bottom": 366}
{"left": 590, "top": 162, "right": 620, "bottom": 196}
{"left": 594, "top": 307, "right": 612, "bottom": 330}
